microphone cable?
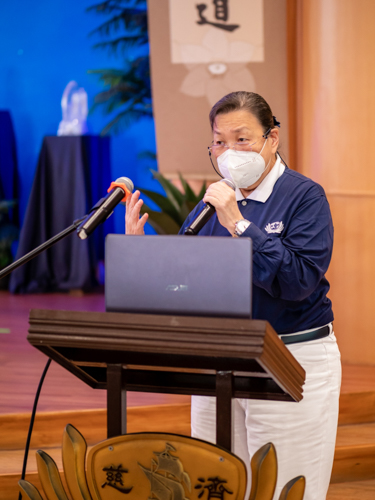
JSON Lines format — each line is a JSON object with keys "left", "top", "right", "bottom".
{"left": 18, "top": 358, "right": 52, "bottom": 500}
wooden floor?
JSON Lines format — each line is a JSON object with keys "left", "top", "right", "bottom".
{"left": 0, "top": 291, "right": 190, "bottom": 414}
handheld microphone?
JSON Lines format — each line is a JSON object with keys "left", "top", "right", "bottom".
{"left": 77, "top": 176, "right": 134, "bottom": 240}
{"left": 184, "top": 179, "right": 235, "bottom": 235}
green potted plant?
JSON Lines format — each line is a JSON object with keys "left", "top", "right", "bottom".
{"left": 137, "top": 170, "right": 206, "bottom": 235}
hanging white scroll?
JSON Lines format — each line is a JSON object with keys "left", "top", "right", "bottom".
{"left": 169, "top": 0, "right": 264, "bottom": 64}
{"left": 169, "top": 0, "right": 263, "bottom": 105}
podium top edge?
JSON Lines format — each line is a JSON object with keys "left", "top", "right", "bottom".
{"left": 29, "top": 308, "right": 270, "bottom": 331}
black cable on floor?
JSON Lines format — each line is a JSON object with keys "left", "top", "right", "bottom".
{"left": 18, "top": 358, "right": 52, "bottom": 500}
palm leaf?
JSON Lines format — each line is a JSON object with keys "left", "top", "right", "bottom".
{"left": 92, "top": 35, "right": 149, "bottom": 54}
{"left": 186, "top": 200, "right": 201, "bottom": 213}
{"left": 140, "top": 204, "right": 181, "bottom": 235}
{"left": 100, "top": 107, "right": 152, "bottom": 135}
{"left": 150, "top": 170, "right": 184, "bottom": 209}
{"left": 87, "top": 3, "right": 148, "bottom": 38}
{"left": 87, "top": 0, "right": 145, "bottom": 14}
{"left": 87, "top": 0, "right": 128, "bottom": 15}
{"left": 89, "top": 13, "right": 147, "bottom": 38}
{"left": 179, "top": 200, "right": 194, "bottom": 221}
{"left": 87, "top": 0, "right": 151, "bottom": 134}
{"left": 135, "top": 187, "right": 183, "bottom": 224}
{"left": 138, "top": 151, "right": 156, "bottom": 161}
{"left": 178, "top": 172, "right": 199, "bottom": 203}
{"left": 197, "top": 181, "right": 207, "bottom": 200}
{"left": 91, "top": 86, "right": 150, "bottom": 106}
{"left": 88, "top": 60, "right": 151, "bottom": 90}
{"left": 133, "top": 170, "right": 207, "bottom": 235}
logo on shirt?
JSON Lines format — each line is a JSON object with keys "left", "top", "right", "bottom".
{"left": 265, "top": 221, "right": 284, "bottom": 234}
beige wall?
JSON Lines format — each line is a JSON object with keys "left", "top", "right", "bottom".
{"left": 295, "top": 0, "right": 375, "bottom": 364}
{"left": 148, "top": 0, "right": 290, "bottom": 181}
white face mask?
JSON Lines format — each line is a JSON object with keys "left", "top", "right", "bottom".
{"left": 217, "top": 139, "right": 268, "bottom": 189}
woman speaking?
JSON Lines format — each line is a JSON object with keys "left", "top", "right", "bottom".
{"left": 125, "top": 91, "right": 341, "bottom": 500}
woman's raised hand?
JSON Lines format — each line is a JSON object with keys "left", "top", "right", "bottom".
{"left": 125, "top": 190, "right": 149, "bottom": 235}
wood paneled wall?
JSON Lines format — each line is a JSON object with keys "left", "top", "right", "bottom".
{"left": 293, "top": 0, "right": 375, "bottom": 364}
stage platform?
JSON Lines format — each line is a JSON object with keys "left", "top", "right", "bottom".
{"left": 1, "top": 290, "right": 375, "bottom": 499}
{"left": 2, "top": 291, "right": 375, "bottom": 414}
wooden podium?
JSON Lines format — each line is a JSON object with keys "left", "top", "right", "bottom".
{"left": 28, "top": 309, "right": 305, "bottom": 452}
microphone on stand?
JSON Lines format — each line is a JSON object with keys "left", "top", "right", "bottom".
{"left": 184, "top": 179, "right": 235, "bottom": 235}
{"left": 77, "top": 177, "right": 134, "bottom": 240}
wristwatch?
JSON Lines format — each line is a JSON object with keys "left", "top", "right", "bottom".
{"left": 234, "top": 219, "right": 251, "bottom": 236}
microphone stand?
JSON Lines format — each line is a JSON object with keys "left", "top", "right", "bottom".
{"left": 0, "top": 215, "right": 87, "bottom": 281}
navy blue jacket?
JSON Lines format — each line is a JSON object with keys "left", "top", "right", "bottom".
{"left": 179, "top": 167, "right": 334, "bottom": 335}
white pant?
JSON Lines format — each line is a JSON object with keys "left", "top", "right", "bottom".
{"left": 191, "top": 330, "right": 341, "bottom": 500}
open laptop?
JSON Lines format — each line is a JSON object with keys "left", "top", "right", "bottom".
{"left": 105, "top": 234, "right": 252, "bottom": 318}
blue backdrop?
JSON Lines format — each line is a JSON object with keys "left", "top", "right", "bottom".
{"left": 0, "top": 0, "right": 157, "bottom": 235}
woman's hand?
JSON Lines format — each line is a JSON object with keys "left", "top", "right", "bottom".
{"left": 125, "top": 190, "right": 149, "bottom": 235}
{"left": 203, "top": 181, "right": 242, "bottom": 235}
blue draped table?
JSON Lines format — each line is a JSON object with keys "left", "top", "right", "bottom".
{"left": 10, "top": 136, "right": 113, "bottom": 293}
{"left": 0, "top": 110, "right": 19, "bottom": 224}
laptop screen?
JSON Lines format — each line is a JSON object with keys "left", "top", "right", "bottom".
{"left": 105, "top": 234, "right": 252, "bottom": 318}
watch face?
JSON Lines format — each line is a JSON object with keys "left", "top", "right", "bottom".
{"left": 235, "top": 220, "right": 250, "bottom": 235}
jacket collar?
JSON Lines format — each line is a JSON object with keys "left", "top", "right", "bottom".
{"left": 235, "top": 154, "right": 285, "bottom": 203}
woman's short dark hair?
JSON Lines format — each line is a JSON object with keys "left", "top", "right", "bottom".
{"left": 209, "top": 91, "right": 274, "bottom": 133}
